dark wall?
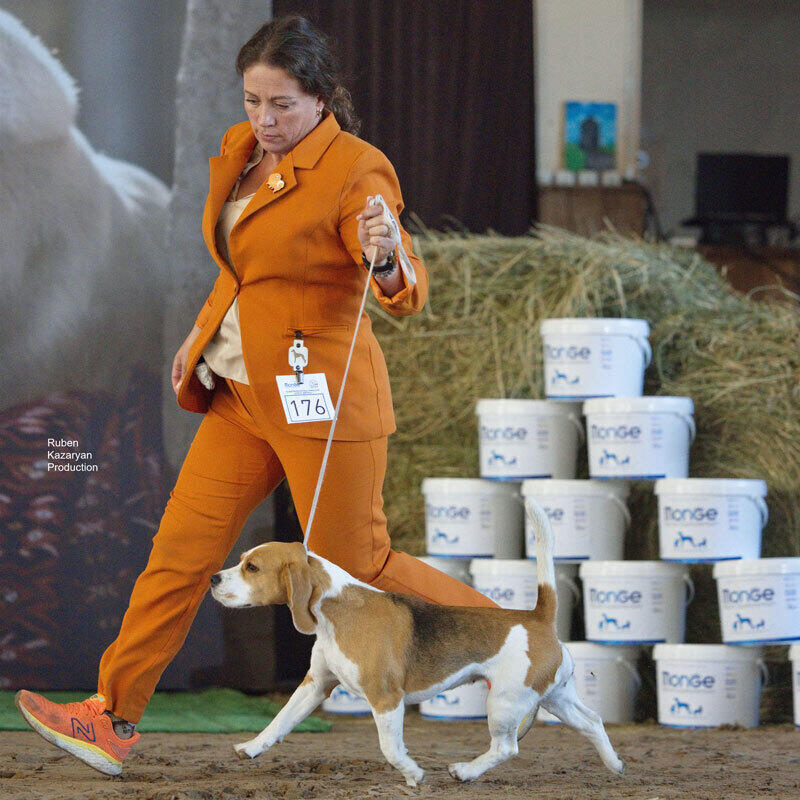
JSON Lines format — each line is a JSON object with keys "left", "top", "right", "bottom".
{"left": 274, "top": 0, "right": 536, "bottom": 235}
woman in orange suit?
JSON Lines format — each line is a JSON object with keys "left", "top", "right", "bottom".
{"left": 15, "top": 15, "right": 500, "bottom": 776}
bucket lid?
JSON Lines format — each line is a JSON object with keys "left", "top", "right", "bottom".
{"left": 521, "top": 478, "right": 629, "bottom": 498}
{"left": 789, "top": 645, "right": 800, "bottom": 660}
{"left": 713, "top": 557, "right": 800, "bottom": 578}
{"left": 540, "top": 317, "right": 650, "bottom": 337}
{"left": 579, "top": 560, "right": 688, "bottom": 578}
{"left": 422, "top": 477, "right": 520, "bottom": 496}
{"left": 655, "top": 478, "right": 767, "bottom": 497}
{"left": 653, "top": 643, "right": 763, "bottom": 662}
{"left": 583, "top": 396, "right": 694, "bottom": 416}
{"left": 469, "top": 559, "right": 538, "bottom": 577}
{"left": 476, "top": 398, "right": 582, "bottom": 417}
{"left": 565, "top": 641, "right": 640, "bottom": 660}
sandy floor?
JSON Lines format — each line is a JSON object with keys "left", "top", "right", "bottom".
{"left": 2, "top": 710, "right": 798, "bottom": 800}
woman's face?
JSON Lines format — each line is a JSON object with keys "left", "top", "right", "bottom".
{"left": 242, "top": 63, "right": 323, "bottom": 158}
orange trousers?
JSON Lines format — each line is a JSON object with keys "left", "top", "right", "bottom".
{"left": 97, "top": 376, "right": 498, "bottom": 723}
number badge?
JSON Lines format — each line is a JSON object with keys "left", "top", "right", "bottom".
{"left": 276, "top": 373, "right": 334, "bottom": 424}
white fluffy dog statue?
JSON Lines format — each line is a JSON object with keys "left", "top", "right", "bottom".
{"left": 211, "top": 500, "right": 624, "bottom": 786}
{"left": 0, "top": 10, "right": 169, "bottom": 410}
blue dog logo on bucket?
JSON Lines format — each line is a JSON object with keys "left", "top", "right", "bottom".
{"left": 551, "top": 369, "right": 580, "bottom": 386}
{"left": 670, "top": 697, "right": 703, "bottom": 716}
{"left": 673, "top": 532, "right": 708, "bottom": 550}
{"left": 432, "top": 529, "right": 460, "bottom": 545}
{"left": 599, "top": 449, "right": 631, "bottom": 466}
{"left": 487, "top": 450, "right": 518, "bottom": 467}
{"left": 430, "top": 693, "right": 460, "bottom": 707}
{"left": 330, "top": 686, "right": 361, "bottom": 703}
{"left": 732, "top": 613, "right": 766, "bottom": 631}
{"left": 598, "top": 613, "right": 631, "bottom": 631}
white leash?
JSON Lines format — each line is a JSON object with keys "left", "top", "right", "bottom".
{"left": 302, "top": 194, "right": 403, "bottom": 549}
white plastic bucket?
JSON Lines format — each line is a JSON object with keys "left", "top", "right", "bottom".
{"left": 540, "top": 318, "right": 651, "bottom": 399}
{"left": 421, "top": 478, "right": 523, "bottom": 558}
{"left": 419, "top": 680, "right": 489, "bottom": 720}
{"left": 583, "top": 397, "right": 695, "bottom": 479}
{"left": 469, "top": 559, "right": 580, "bottom": 641}
{"left": 580, "top": 560, "right": 693, "bottom": 644}
{"left": 322, "top": 685, "right": 370, "bottom": 715}
{"left": 476, "top": 399, "right": 584, "bottom": 480}
{"left": 713, "top": 558, "right": 800, "bottom": 644}
{"left": 417, "top": 555, "right": 473, "bottom": 585}
{"left": 789, "top": 645, "right": 800, "bottom": 727}
{"left": 653, "top": 644, "right": 767, "bottom": 728}
{"left": 655, "top": 478, "right": 768, "bottom": 562}
{"left": 521, "top": 479, "right": 630, "bottom": 562}
{"left": 538, "top": 643, "right": 640, "bottom": 724}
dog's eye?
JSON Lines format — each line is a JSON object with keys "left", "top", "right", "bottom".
{"left": 245, "top": 562, "right": 259, "bottom": 572}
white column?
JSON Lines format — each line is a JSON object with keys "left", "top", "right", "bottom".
{"left": 164, "top": 0, "right": 272, "bottom": 462}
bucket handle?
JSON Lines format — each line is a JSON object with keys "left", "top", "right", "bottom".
{"left": 683, "top": 574, "right": 696, "bottom": 606}
{"left": 627, "top": 336, "right": 652, "bottom": 368}
{"left": 757, "top": 659, "right": 769, "bottom": 688}
{"left": 606, "top": 493, "right": 632, "bottom": 529}
{"left": 751, "top": 496, "right": 769, "bottom": 528}
{"left": 615, "top": 657, "right": 642, "bottom": 690}
{"left": 566, "top": 412, "right": 586, "bottom": 444}
{"left": 556, "top": 572, "right": 581, "bottom": 608}
{"left": 676, "top": 413, "right": 696, "bottom": 443}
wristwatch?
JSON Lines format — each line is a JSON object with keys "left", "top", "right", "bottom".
{"left": 362, "top": 250, "right": 397, "bottom": 275}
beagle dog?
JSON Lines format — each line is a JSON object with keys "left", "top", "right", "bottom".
{"left": 210, "top": 500, "right": 623, "bottom": 786}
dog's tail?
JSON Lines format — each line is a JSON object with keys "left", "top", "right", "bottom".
{"left": 523, "top": 497, "right": 557, "bottom": 625}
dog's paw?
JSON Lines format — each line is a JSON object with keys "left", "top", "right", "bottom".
{"left": 233, "top": 740, "right": 262, "bottom": 760}
{"left": 403, "top": 766, "right": 425, "bottom": 787}
{"left": 448, "top": 761, "right": 477, "bottom": 782}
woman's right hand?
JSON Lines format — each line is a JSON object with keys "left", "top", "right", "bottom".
{"left": 172, "top": 325, "right": 202, "bottom": 395}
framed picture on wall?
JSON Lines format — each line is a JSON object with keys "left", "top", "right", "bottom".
{"left": 563, "top": 101, "right": 617, "bottom": 171}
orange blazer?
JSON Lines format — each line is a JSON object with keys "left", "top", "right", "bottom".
{"left": 176, "top": 110, "right": 428, "bottom": 441}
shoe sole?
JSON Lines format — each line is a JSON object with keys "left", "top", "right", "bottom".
{"left": 14, "top": 692, "right": 123, "bottom": 776}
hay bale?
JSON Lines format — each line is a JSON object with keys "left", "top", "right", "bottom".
{"left": 369, "top": 226, "right": 799, "bottom": 721}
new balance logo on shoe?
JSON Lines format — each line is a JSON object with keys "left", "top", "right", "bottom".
{"left": 71, "top": 719, "right": 96, "bottom": 742}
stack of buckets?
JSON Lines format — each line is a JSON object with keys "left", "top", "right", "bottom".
{"left": 326, "top": 318, "right": 799, "bottom": 728}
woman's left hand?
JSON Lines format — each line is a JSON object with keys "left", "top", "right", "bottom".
{"left": 356, "top": 196, "right": 399, "bottom": 266}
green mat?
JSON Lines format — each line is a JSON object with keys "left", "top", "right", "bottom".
{"left": 1, "top": 688, "right": 331, "bottom": 734}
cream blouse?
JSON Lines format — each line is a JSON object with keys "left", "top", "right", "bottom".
{"left": 201, "top": 141, "right": 267, "bottom": 384}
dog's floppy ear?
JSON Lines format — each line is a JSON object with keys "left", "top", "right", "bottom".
{"left": 282, "top": 558, "right": 320, "bottom": 635}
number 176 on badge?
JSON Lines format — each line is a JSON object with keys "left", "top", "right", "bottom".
{"left": 276, "top": 373, "right": 335, "bottom": 424}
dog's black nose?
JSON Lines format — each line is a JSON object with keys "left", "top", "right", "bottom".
{"left": 210, "top": 573, "right": 221, "bottom": 587}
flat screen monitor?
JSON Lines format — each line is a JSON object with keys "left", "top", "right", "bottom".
{"left": 693, "top": 153, "right": 789, "bottom": 224}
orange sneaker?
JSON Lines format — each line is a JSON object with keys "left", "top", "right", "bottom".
{"left": 15, "top": 691, "right": 139, "bottom": 776}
